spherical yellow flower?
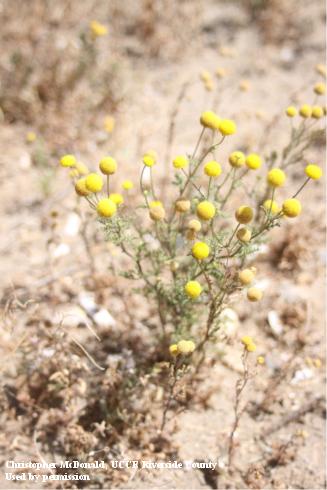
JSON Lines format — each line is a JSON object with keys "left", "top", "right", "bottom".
{"left": 229, "top": 151, "right": 245, "bottom": 168}
{"left": 219, "top": 119, "right": 236, "bottom": 136}
{"left": 75, "top": 162, "right": 89, "bottom": 176}
{"left": 90, "top": 20, "right": 108, "bottom": 37}
{"left": 197, "top": 201, "right": 216, "bottom": 221}
{"left": 143, "top": 154, "right": 156, "bottom": 167}
{"left": 311, "top": 106, "right": 324, "bottom": 119}
{"left": 246, "top": 153, "right": 262, "bottom": 170}
{"left": 204, "top": 160, "right": 222, "bottom": 177}
{"left": 85, "top": 173, "right": 103, "bottom": 193}
{"left": 96, "top": 198, "right": 117, "bottom": 218}
{"left": 60, "top": 154, "right": 76, "bottom": 168}
{"left": 200, "top": 70, "right": 211, "bottom": 83}
{"left": 282, "top": 198, "right": 302, "bottom": 218}
{"left": 257, "top": 356, "right": 265, "bottom": 365}
{"left": 247, "top": 287, "right": 263, "bottom": 302}
{"left": 192, "top": 241, "right": 210, "bottom": 260}
{"left": 188, "top": 219, "right": 202, "bottom": 232}
{"left": 122, "top": 180, "right": 133, "bottom": 190}
{"left": 263, "top": 199, "right": 280, "bottom": 215}
{"left": 173, "top": 155, "right": 188, "bottom": 169}
{"left": 305, "top": 164, "right": 322, "bottom": 180}
{"left": 237, "top": 227, "right": 252, "bottom": 242}
{"left": 177, "top": 340, "right": 195, "bottom": 355}
{"left": 99, "top": 156, "right": 117, "bottom": 175}
{"left": 175, "top": 200, "right": 191, "bottom": 213}
{"left": 26, "top": 131, "right": 37, "bottom": 143}
{"left": 235, "top": 206, "right": 253, "bottom": 224}
{"left": 314, "top": 82, "right": 326, "bottom": 95}
{"left": 216, "top": 67, "right": 227, "bottom": 78}
{"left": 75, "top": 178, "right": 90, "bottom": 197}
{"left": 267, "top": 168, "right": 286, "bottom": 187}
{"left": 286, "top": 106, "right": 297, "bottom": 117}
{"left": 109, "top": 193, "right": 124, "bottom": 205}
{"left": 316, "top": 64, "right": 327, "bottom": 76}
{"left": 104, "top": 115, "right": 115, "bottom": 133}
{"left": 246, "top": 342, "right": 257, "bottom": 352}
{"left": 149, "top": 205, "right": 165, "bottom": 221}
{"left": 200, "top": 111, "right": 220, "bottom": 130}
{"left": 241, "top": 335, "right": 253, "bottom": 346}
{"left": 204, "top": 79, "right": 215, "bottom": 92}
{"left": 69, "top": 169, "right": 79, "bottom": 178}
{"left": 239, "top": 79, "right": 250, "bottom": 92}
{"left": 185, "top": 280, "right": 202, "bottom": 299}
{"left": 169, "top": 344, "right": 179, "bottom": 356}
{"left": 149, "top": 200, "right": 163, "bottom": 208}
{"left": 299, "top": 104, "right": 312, "bottom": 118}
{"left": 238, "top": 269, "right": 255, "bottom": 286}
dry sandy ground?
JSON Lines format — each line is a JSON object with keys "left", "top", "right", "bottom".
{"left": 0, "top": 0, "right": 326, "bottom": 489}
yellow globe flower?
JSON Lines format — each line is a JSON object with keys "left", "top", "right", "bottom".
{"left": 247, "top": 287, "right": 263, "bottom": 302}
{"left": 96, "top": 198, "right": 117, "bottom": 217}
{"left": 311, "top": 106, "right": 324, "bottom": 119}
{"left": 237, "top": 227, "right": 251, "bottom": 242}
{"left": 192, "top": 241, "right": 210, "bottom": 260}
{"left": 229, "top": 151, "right": 245, "bottom": 168}
{"left": 246, "top": 342, "right": 257, "bottom": 352}
{"left": 99, "top": 156, "right": 117, "bottom": 175}
{"left": 267, "top": 168, "right": 286, "bottom": 187}
{"left": 218, "top": 119, "right": 236, "bottom": 136}
{"left": 314, "top": 82, "right": 326, "bottom": 95}
{"left": 197, "top": 201, "right": 216, "bottom": 221}
{"left": 257, "top": 356, "right": 265, "bottom": 365}
{"left": 200, "top": 70, "right": 211, "bottom": 82}
{"left": 175, "top": 200, "right": 191, "bottom": 213}
{"left": 316, "top": 64, "right": 327, "bottom": 76}
{"left": 75, "top": 178, "right": 90, "bottom": 196}
{"left": 246, "top": 153, "right": 262, "bottom": 170}
{"left": 109, "top": 193, "right": 124, "bottom": 205}
{"left": 149, "top": 205, "right": 165, "bottom": 221}
{"left": 173, "top": 155, "right": 188, "bottom": 169}
{"left": 60, "top": 154, "right": 76, "bottom": 168}
{"left": 143, "top": 154, "right": 156, "bottom": 167}
{"left": 169, "top": 344, "right": 179, "bottom": 356}
{"left": 26, "top": 131, "right": 37, "bottom": 143}
{"left": 104, "top": 116, "right": 115, "bottom": 133}
{"left": 263, "top": 199, "right": 280, "bottom": 215}
{"left": 241, "top": 335, "right": 253, "bottom": 346}
{"left": 122, "top": 180, "right": 134, "bottom": 190}
{"left": 285, "top": 106, "right": 297, "bottom": 117}
{"left": 299, "top": 104, "right": 312, "bottom": 118}
{"left": 177, "top": 340, "right": 196, "bottom": 355}
{"left": 90, "top": 20, "right": 108, "bottom": 38}
{"left": 305, "top": 164, "right": 322, "bottom": 180}
{"left": 185, "top": 280, "right": 202, "bottom": 299}
{"left": 282, "top": 198, "right": 302, "bottom": 218}
{"left": 238, "top": 269, "right": 255, "bottom": 285}
{"left": 235, "top": 206, "right": 253, "bottom": 224}
{"left": 149, "top": 200, "right": 163, "bottom": 208}
{"left": 204, "top": 160, "right": 222, "bottom": 177}
{"left": 216, "top": 67, "right": 227, "bottom": 78}
{"left": 85, "top": 173, "right": 103, "bottom": 193}
{"left": 75, "top": 162, "right": 89, "bottom": 176}
{"left": 200, "top": 111, "right": 220, "bottom": 130}
{"left": 187, "top": 219, "right": 202, "bottom": 232}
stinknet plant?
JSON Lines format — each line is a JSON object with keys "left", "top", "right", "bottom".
{"left": 59, "top": 80, "right": 324, "bottom": 430}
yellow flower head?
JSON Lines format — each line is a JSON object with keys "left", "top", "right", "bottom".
{"left": 215, "top": 67, "right": 227, "bottom": 78}
{"left": 177, "top": 340, "right": 196, "bottom": 355}
{"left": 229, "top": 151, "right": 245, "bottom": 168}
{"left": 235, "top": 206, "right": 253, "bottom": 224}
{"left": 149, "top": 205, "right": 165, "bottom": 221}
{"left": 90, "top": 20, "right": 108, "bottom": 38}
{"left": 75, "top": 178, "right": 90, "bottom": 197}
{"left": 246, "top": 153, "right": 262, "bottom": 170}
{"left": 285, "top": 106, "right": 297, "bottom": 117}
{"left": 246, "top": 342, "right": 257, "bottom": 352}
{"left": 204, "top": 79, "right": 215, "bottom": 92}
{"left": 200, "top": 70, "right": 211, "bottom": 83}
{"left": 169, "top": 344, "right": 179, "bottom": 356}
{"left": 311, "top": 106, "right": 324, "bottom": 119}
{"left": 149, "top": 200, "right": 163, "bottom": 208}
{"left": 238, "top": 269, "right": 255, "bottom": 286}
{"left": 314, "top": 82, "right": 326, "bottom": 95}
{"left": 96, "top": 198, "right": 117, "bottom": 217}
{"left": 200, "top": 111, "right": 221, "bottom": 130}
{"left": 241, "top": 335, "right": 253, "bottom": 346}
{"left": 26, "top": 131, "right": 37, "bottom": 143}
{"left": 104, "top": 116, "right": 115, "bottom": 133}
{"left": 267, "top": 168, "right": 286, "bottom": 187}
{"left": 263, "top": 199, "right": 280, "bottom": 215}
{"left": 75, "top": 162, "right": 89, "bottom": 176}
{"left": 185, "top": 280, "right": 202, "bottom": 299}
{"left": 204, "top": 160, "right": 222, "bottom": 177}
{"left": 173, "top": 155, "right": 188, "bottom": 169}
{"left": 85, "top": 173, "right": 103, "bottom": 193}
{"left": 175, "top": 200, "right": 191, "bottom": 213}
{"left": 99, "top": 156, "right": 117, "bottom": 175}
{"left": 122, "top": 180, "right": 134, "bottom": 190}
{"left": 197, "top": 201, "right": 216, "bottom": 221}
{"left": 143, "top": 154, "right": 156, "bottom": 167}
{"left": 299, "top": 104, "right": 312, "bottom": 118}
{"left": 237, "top": 227, "right": 251, "bottom": 243}
{"left": 239, "top": 79, "right": 250, "bottom": 92}
{"left": 187, "top": 219, "right": 202, "bottom": 232}
{"left": 305, "top": 164, "right": 322, "bottom": 180}
{"left": 257, "top": 356, "right": 265, "bottom": 365}
{"left": 60, "top": 154, "right": 76, "bottom": 168}
{"left": 192, "top": 241, "right": 210, "bottom": 260}
{"left": 109, "top": 193, "right": 124, "bottom": 205}
{"left": 282, "top": 198, "right": 302, "bottom": 218}
{"left": 316, "top": 63, "right": 327, "bottom": 76}
{"left": 219, "top": 119, "right": 237, "bottom": 136}
{"left": 247, "top": 287, "right": 263, "bottom": 302}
